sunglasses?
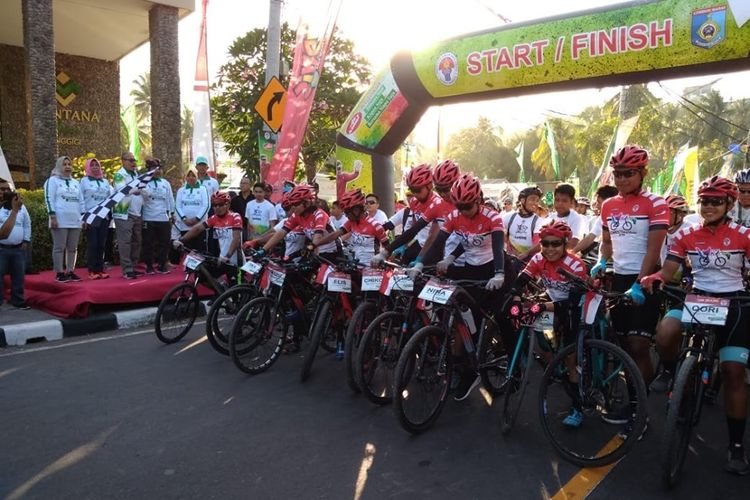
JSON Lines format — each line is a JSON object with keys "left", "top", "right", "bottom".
{"left": 698, "top": 197, "right": 726, "bottom": 207}
{"left": 739, "top": 189, "right": 750, "bottom": 195}
{"left": 613, "top": 169, "right": 638, "bottom": 179}
{"left": 455, "top": 202, "right": 474, "bottom": 211}
{"left": 540, "top": 239, "right": 564, "bottom": 248}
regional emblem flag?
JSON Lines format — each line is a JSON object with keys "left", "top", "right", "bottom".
{"left": 692, "top": 5, "right": 726, "bottom": 49}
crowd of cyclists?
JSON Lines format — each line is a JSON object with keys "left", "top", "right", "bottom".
{"left": 161, "top": 144, "right": 750, "bottom": 483}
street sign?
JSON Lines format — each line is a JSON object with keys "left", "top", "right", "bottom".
{"left": 254, "top": 76, "right": 287, "bottom": 133}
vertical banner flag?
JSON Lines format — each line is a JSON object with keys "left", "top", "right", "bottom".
{"left": 121, "top": 105, "right": 141, "bottom": 161}
{"left": 258, "top": 130, "right": 276, "bottom": 181}
{"left": 544, "top": 121, "right": 560, "bottom": 178}
{"left": 266, "top": 0, "right": 343, "bottom": 202}
{"left": 514, "top": 142, "right": 525, "bottom": 182}
{"left": 718, "top": 153, "right": 734, "bottom": 179}
{"left": 682, "top": 146, "right": 700, "bottom": 206}
{"left": 589, "top": 114, "right": 639, "bottom": 198}
{"left": 0, "top": 145, "right": 13, "bottom": 189}
{"left": 191, "top": 0, "right": 214, "bottom": 170}
{"left": 665, "top": 143, "right": 692, "bottom": 195}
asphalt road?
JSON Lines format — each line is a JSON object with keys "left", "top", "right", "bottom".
{"left": 1, "top": 324, "right": 748, "bottom": 499}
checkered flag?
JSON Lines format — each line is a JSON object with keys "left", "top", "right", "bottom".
{"left": 81, "top": 168, "right": 157, "bottom": 226}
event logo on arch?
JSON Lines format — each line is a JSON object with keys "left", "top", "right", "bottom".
{"left": 436, "top": 52, "right": 458, "bottom": 85}
{"left": 691, "top": 5, "right": 726, "bottom": 49}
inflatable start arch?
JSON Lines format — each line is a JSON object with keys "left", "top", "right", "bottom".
{"left": 334, "top": 0, "right": 750, "bottom": 214}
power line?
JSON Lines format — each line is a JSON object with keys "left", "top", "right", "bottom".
{"left": 658, "top": 82, "right": 749, "bottom": 133}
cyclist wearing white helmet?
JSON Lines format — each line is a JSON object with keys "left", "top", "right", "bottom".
{"left": 730, "top": 169, "right": 750, "bottom": 228}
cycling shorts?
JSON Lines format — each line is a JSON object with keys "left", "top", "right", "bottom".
{"left": 611, "top": 273, "right": 661, "bottom": 339}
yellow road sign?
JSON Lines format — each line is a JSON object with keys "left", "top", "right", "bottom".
{"left": 254, "top": 76, "right": 287, "bottom": 133}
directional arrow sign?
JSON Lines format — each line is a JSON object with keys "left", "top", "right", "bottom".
{"left": 254, "top": 76, "right": 288, "bottom": 133}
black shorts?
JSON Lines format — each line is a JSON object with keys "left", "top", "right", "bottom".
{"left": 610, "top": 273, "right": 661, "bottom": 339}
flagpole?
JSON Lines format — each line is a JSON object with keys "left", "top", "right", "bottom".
{"left": 203, "top": 0, "right": 217, "bottom": 172}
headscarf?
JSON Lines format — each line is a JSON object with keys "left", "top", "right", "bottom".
{"left": 185, "top": 168, "right": 198, "bottom": 188}
{"left": 52, "top": 156, "right": 71, "bottom": 179}
{"left": 84, "top": 158, "right": 102, "bottom": 180}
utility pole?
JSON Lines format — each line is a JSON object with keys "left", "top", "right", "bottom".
{"left": 266, "top": 0, "right": 281, "bottom": 87}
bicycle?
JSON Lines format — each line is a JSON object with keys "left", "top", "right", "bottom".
{"left": 154, "top": 249, "right": 231, "bottom": 344}
{"left": 537, "top": 268, "right": 648, "bottom": 467}
{"left": 391, "top": 274, "right": 506, "bottom": 434}
{"left": 657, "top": 285, "right": 750, "bottom": 488}
{"left": 228, "top": 255, "right": 316, "bottom": 375}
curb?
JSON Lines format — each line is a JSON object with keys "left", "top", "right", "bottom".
{"left": 0, "top": 303, "right": 208, "bottom": 347}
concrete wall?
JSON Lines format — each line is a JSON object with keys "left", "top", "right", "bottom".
{"left": 0, "top": 43, "right": 120, "bottom": 185}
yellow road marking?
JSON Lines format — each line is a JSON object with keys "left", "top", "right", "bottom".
{"left": 551, "top": 436, "right": 623, "bottom": 500}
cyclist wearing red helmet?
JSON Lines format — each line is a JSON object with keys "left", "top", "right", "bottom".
{"left": 260, "top": 184, "right": 340, "bottom": 259}
{"left": 594, "top": 145, "right": 668, "bottom": 437}
{"left": 641, "top": 176, "right": 750, "bottom": 474}
{"left": 660, "top": 195, "right": 694, "bottom": 268}
{"left": 244, "top": 191, "right": 308, "bottom": 258}
{"left": 177, "top": 191, "right": 244, "bottom": 266}
{"left": 316, "top": 189, "right": 388, "bottom": 266}
{"left": 508, "top": 220, "right": 589, "bottom": 427}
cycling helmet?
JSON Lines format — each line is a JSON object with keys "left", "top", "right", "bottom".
{"left": 450, "top": 174, "right": 482, "bottom": 205}
{"left": 338, "top": 188, "right": 366, "bottom": 210}
{"left": 518, "top": 186, "right": 543, "bottom": 200}
{"left": 609, "top": 144, "right": 649, "bottom": 169}
{"left": 697, "top": 175, "right": 738, "bottom": 201}
{"left": 281, "top": 191, "right": 293, "bottom": 210}
{"left": 433, "top": 159, "right": 460, "bottom": 188}
{"left": 539, "top": 220, "right": 573, "bottom": 240}
{"left": 577, "top": 196, "right": 591, "bottom": 207}
{"left": 734, "top": 169, "right": 750, "bottom": 185}
{"left": 286, "top": 184, "right": 316, "bottom": 205}
{"left": 210, "top": 191, "right": 230, "bottom": 205}
{"left": 406, "top": 164, "right": 433, "bottom": 189}
{"left": 665, "top": 194, "right": 689, "bottom": 212}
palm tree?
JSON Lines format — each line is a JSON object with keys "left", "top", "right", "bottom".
{"left": 130, "top": 73, "right": 151, "bottom": 123}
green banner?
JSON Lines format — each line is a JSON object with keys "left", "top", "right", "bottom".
{"left": 413, "top": 0, "right": 750, "bottom": 98}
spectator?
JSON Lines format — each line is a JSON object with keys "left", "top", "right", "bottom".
{"left": 365, "top": 193, "right": 388, "bottom": 224}
{"left": 266, "top": 182, "right": 286, "bottom": 220}
{"left": 173, "top": 169, "right": 210, "bottom": 254}
{"left": 195, "top": 156, "right": 219, "bottom": 197}
{"left": 142, "top": 160, "right": 174, "bottom": 274}
{"left": 44, "top": 156, "right": 84, "bottom": 282}
{"left": 330, "top": 201, "right": 348, "bottom": 230}
{"left": 113, "top": 151, "right": 144, "bottom": 279}
{"left": 230, "top": 176, "right": 253, "bottom": 240}
{"left": 80, "top": 158, "right": 113, "bottom": 279}
{"left": 312, "top": 181, "right": 330, "bottom": 214}
{"left": 245, "top": 182, "right": 278, "bottom": 238}
{"left": 0, "top": 180, "right": 31, "bottom": 308}
{"left": 502, "top": 198, "right": 513, "bottom": 212}
{"left": 549, "top": 183, "right": 586, "bottom": 248}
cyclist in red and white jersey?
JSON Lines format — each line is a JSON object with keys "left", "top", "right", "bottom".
{"left": 593, "top": 144, "right": 668, "bottom": 436}
{"left": 177, "top": 191, "right": 243, "bottom": 265}
{"left": 259, "top": 184, "right": 340, "bottom": 261}
{"left": 315, "top": 189, "right": 387, "bottom": 266}
{"left": 508, "top": 221, "right": 588, "bottom": 427}
{"left": 641, "top": 176, "right": 750, "bottom": 475}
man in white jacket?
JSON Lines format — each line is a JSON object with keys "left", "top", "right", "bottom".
{"left": 113, "top": 152, "right": 144, "bottom": 279}
{"left": 141, "top": 160, "right": 174, "bottom": 274}
{"left": 0, "top": 179, "right": 31, "bottom": 308}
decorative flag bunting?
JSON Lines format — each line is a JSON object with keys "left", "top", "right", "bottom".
{"left": 81, "top": 169, "right": 157, "bottom": 227}
{"left": 664, "top": 143, "right": 692, "bottom": 195}
{"left": 543, "top": 121, "right": 560, "bottom": 178}
{"left": 514, "top": 141, "right": 525, "bottom": 182}
{"left": 121, "top": 105, "right": 140, "bottom": 162}
{"left": 191, "top": 0, "right": 215, "bottom": 169}
{"left": 589, "top": 114, "right": 639, "bottom": 198}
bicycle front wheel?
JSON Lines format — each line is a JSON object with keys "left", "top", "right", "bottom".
{"left": 228, "top": 297, "right": 285, "bottom": 375}
{"left": 206, "top": 284, "right": 257, "bottom": 355}
{"left": 154, "top": 283, "right": 200, "bottom": 344}
{"left": 392, "top": 325, "right": 452, "bottom": 434}
{"left": 537, "top": 338, "right": 648, "bottom": 467}
{"left": 344, "top": 301, "right": 378, "bottom": 393}
{"left": 660, "top": 355, "right": 699, "bottom": 489}
{"left": 300, "top": 298, "right": 333, "bottom": 382}
{"left": 356, "top": 311, "right": 405, "bottom": 405}
{"left": 501, "top": 327, "right": 536, "bottom": 435}
{"left": 477, "top": 321, "right": 510, "bottom": 396}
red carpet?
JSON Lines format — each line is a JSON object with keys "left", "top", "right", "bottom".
{"left": 6, "top": 265, "right": 214, "bottom": 319}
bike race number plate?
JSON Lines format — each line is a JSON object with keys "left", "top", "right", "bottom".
{"left": 361, "top": 268, "right": 384, "bottom": 291}
{"left": 532, "top": 311, "right": 554, "bottom": 331}
{"left": 183, "top": 252, "right": 205, "bottom": 271}
{"left": 681, "top": 294, "right": 729, "bottom": 326}
{"left": 241, "top": 260, "right": 263, "bottom": 275}
{"left": 267, "top": 263, "right": 286, "bottom": 287}
{"left": 417, "top": 278, "right": 455, "bottom": 304}
{"left": 327, "top": 272, "right": 352, "bottom": 293}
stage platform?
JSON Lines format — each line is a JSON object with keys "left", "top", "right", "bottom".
{"left": 3, "top": 265, "right": 213, "bottom": 319}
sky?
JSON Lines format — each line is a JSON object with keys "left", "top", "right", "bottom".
{"left": 120, "top": 0, "right": 750, "bottom": 150}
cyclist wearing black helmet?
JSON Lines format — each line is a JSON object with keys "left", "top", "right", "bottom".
{"left": 502, "top": 186, "right": 542, "bottom": 270}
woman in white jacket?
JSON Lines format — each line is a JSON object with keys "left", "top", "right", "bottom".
{"left": 44, "top": 156, "right": 85, "bottom": 282}
{"left": 172, "top": 169, "right": 209, "bottom": 255}
{"left": 142, "top": 159, "right": 174, "bottom": 274}
{"left": 80, "top": 157, "right": 113, "bottom": 280}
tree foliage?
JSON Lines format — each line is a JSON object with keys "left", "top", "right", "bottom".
{"left": 444, "top": 117, "right": 518, "bottom": 180}
{"left": 211, "top": 24, "right": 371, "bottom": 182}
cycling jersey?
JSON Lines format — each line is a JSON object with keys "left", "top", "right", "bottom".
{"left": 522, "top": 253, "right": 588, "bottom": 302}
{"left": 660, "top": 220, "right": 695, "bottom": 265}
{"left": 204, "top": 211, "right": 243, "bottom": 262}
{"left": 501, "top": 211, "right": 540, "bottom": 255}
{"left": 341, "top": 216, "right": 387, "bottom": 265}
{"left": 667, "top": 221, "right": 750, "bottom": 294}
{"left": 283, "top": 207, "right": 338, "bottom": 254}
{"left": 274, "top": 219, "right": 306, "bottom": 257}
{"left": 406, "top": 193, "right": 439, "bottom": 246}
{"left": 442, "top": 206, "right": 504, "bottom": 267}
{"left": 729, "top": 204, "right": 750, "bottom": 228}
{"left": 600, "top": 190, "right": 669, "bottom": 275}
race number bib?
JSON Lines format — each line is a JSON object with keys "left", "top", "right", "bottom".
{"left": 327, "top": 272, "right": 352, "bottom": 293}
{"left": 417, "top": 278, "right": 455, "bottom": 304}
{"left": 183, "top": 252, "right": 204, "bottom": 271}
{"left": 532, "top": 311, "right": 554, "bottom": 331}
{"left": 681, "top": 294, "right": 729, "bottom": 326}
{"left": 267, "top": 263, "right": 286, "bottom": 287}
{"left": 382, "top": 271, "right": 414, "bottom": 296}
{"left": 241, "top": 260, "right": 263, "bottom": 275}
{"left": 361, "top": 268, "right": 385, "bottom": 292}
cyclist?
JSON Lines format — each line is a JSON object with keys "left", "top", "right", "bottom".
{"left": 315, "top": 189, "right": 388, "bottom": 266}
{"left": 641, "top": 176, "right": 750, "bottom": 475}
{"left": 730, "top": 169, "right": 750, "bottom": 228}
{"left": 502, "top": 186, "right": 543, "bottom": 272}
{"left": 258, "top": 184, "right": 340, "bottom": 261}
{"left": 507, "top": 220, "right": 589, "bottom": 427}
{"left": 591, "top": 144, "right": 668, "bottom": 437}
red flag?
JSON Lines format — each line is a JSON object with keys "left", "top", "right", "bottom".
{"left": 192, "top": 0, "right": 214, "bottom": 168}
{"left": 265, "top": 2, "right": 341, "bottom": 202}
{"left": 194, "top": 0, "right": 209, "bottom": 92}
